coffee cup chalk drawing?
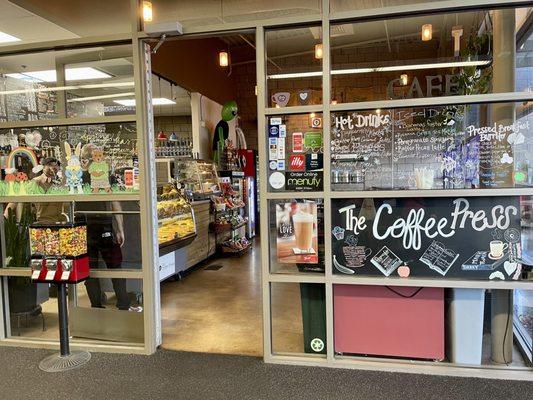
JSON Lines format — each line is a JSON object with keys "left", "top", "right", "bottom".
{"left": 342, "top": 246, "right": 372, "bottom": 268}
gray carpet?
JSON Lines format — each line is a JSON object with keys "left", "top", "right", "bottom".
{"left": 0, "top": 347, "right": 532, "bottom": 400}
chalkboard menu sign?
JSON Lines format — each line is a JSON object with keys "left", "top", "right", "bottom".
{"left": 331, "top": 197, "right": 522, "bottom": 280}
{"left": 331, "top": 105, "right": 530, "bottom": 191}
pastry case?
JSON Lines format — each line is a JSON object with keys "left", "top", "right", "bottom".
{"left": 174, "top": 159, "right": 220, "bottom": 200}
{"left": 157, "top": 185, "right": 197, "bottom": 255}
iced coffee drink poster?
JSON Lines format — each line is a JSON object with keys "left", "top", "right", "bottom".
{"left": 276, "top": 202, "right": 318, "bottom": 264}
{"left": 331, "top": 197, "right": 522, "bottom": 280}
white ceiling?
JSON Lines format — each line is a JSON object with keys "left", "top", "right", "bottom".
{"left": 0, "top": 0, "right": 77, "bottom": 45}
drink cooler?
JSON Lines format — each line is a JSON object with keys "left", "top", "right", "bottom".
{"left": 334, "top": 285, "right": 445, "bottom": 360}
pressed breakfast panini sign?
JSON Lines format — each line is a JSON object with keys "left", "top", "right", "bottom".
{"left": 331, "top": 197, "right": 522, "bottom": 280}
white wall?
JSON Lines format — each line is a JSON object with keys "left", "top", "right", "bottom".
{"left": 191, "top": 92, "right": 236, "bottom": 160}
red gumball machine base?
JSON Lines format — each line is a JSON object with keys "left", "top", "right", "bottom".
{"left": 30, "top": 256, "right": 90, "bottom": 284}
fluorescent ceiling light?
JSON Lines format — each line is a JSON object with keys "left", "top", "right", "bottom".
{"left": 153, "top": 97, "right": 176, "bottom": 105}
{"left": 113, "top": 97, "right": 176, "bottom": 107}
{"left": 0, "top": 81, "right": 134, "bottom": 96}
{"left": 0, "top": 31, "right": 20, "bottom": 44}
{"left": 67, "top": 92, "right": 136, "bottom": 103}
{"left": 114, "top": 99, "right": 136, "bottom": 107}
{"left": 267, "top": 60, "right": 491, "bottom": 80}
{"left": 6, "top": 67, "right": 112, "bottom": 83}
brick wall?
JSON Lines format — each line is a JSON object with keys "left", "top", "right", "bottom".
{"left": 154, "top": 116, "right": 192, "bottom": 141}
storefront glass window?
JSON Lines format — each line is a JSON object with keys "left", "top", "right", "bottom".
{"left": 266, "top": 26, "right": 323, "bottom": 108}
{"left": 334, "top": 285, "right": 532, "bottom": 368}
{"left": 269, "top": 199, "right": 324, "bottom": 275}
{"left": 0, "top": 44, "right": 135, "bottom": 122}
{"left": 0, "top": 122, "right": 139, "bottom": 198}
{"left": 7, "top": 278, "right": 143, "bottom": 343}
{"left": 331, "top": 102, "right": 532, "bottom": 191}
{"left": 266, "top": 114, "right": 324, "bottom": 192}
{"left": 330, "top": 8, "right": 532, "bottom": 104}
{"left": 271, "top": 282, "right": 326, "bottom": 356}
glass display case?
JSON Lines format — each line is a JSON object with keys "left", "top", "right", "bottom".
{"left": 174, "top": 159, "right": 220, "bottom": 200}
{"left": 157, "top": 187, "right": 197, "bottom": 255}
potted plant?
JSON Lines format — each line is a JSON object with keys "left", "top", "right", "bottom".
{"left": 4, "top": 205, "right": 39, "bottom": 314}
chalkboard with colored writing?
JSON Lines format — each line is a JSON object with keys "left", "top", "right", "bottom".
{"left": 331, "top": 197, "right": 522, "bottom": 280}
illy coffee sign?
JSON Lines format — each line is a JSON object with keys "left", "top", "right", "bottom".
{"left": 289, "top": 155, "right": 305, "bottom": 171}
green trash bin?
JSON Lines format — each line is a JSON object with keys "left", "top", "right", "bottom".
{"left": 299, "top": 283, "right": 327, "bottom": 354}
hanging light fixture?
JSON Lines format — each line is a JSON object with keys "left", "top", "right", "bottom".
{"left": 219, "top": 51, "right": 229, "bottom": 67}
{"left": 400, "top": 74, "right": 408, "bottom": 86}
{"left": 314, "top": 44, "right": 323, "bottom": 59}
{"left": 421, "top": 24, "right": 432, "bottom": 41}
{"left": 142, "top": 1, "right": 153, "bottom": 22}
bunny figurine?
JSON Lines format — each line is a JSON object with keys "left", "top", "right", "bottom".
{"left": 64, "top": 142, "right": 84, "bottom": 194}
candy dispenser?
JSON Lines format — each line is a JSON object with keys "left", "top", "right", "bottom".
{"left": 29, "top": 222, "right": 89, "bottom": 283}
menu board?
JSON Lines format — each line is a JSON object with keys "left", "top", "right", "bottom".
{"left": 331, "top": 197, "right": 522, "bottom": 280}
{"left": 331, "top": 105, "right": 530, "bottom": 190}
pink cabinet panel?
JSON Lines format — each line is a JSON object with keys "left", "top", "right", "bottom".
{"left": 334, "top": 285, "right": 445, "bottom": 360}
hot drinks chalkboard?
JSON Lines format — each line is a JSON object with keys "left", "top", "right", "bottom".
{"left": 331, "top": 197, "right": 522, "bottom": 280}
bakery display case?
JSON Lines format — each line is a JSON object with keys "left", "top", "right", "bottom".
{"left": 157, "top": 186, "right": 197, "bottom": 255}
{"left": 174, "top": 159, "right": 220, "bottom": 200}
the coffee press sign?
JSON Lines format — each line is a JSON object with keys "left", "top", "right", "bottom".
{"left": 331, "top": 197, "right": 522, "bottom": 280}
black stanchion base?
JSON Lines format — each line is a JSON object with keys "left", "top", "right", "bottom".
{"left": 39, "top": 351, "right": 91, "bottom": 372}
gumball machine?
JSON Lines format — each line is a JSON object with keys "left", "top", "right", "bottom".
{"left": 29, "top": 223, "right": 89, "bottom": 283}
{"left": 28, "top": 222, "right": 91, "bottom": 371}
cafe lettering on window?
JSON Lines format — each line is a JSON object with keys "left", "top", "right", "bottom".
{"left": 331, "top": 197, "right": 522, "bottom": 280}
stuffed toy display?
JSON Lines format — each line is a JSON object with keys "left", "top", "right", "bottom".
{"left": 212, "top": 100, "right": 238, "bottom": 164}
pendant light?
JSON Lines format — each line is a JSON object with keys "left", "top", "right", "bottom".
{"left": 219, "top": 51, "right": 229, "bottom": 67}
{"left": 400, "top": 74, "right": 408, "bottom": 86}
{"left": 314, "top": 44, "right": 323, "bottom": 59}
{"left": 421, "top": 24, "right": 432, "bottom": 41}
{"left": 142, "top": 1, "right": 153, "bottom": 22}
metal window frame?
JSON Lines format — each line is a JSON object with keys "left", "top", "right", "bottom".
{"left": 254, "top": 0, "right": 533, "bottom": 381}
{"left": 0, "top": 4, "right": 153, "bottom": 354}
{"left": 0, "top": 0, "right": 531, "bottom": 377}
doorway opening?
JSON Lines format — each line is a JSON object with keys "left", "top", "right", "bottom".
{"left": 147, "top": 31, "right": 265, "bottom": 356}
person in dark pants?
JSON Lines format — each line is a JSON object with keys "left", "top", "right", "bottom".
{"left": 82, "top": 201, "right": 133, "bottom": 311}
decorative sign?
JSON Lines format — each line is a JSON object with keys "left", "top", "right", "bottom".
{"left": 286, "top": 171, "right": 323, "bottom": 191}
{"left": 331, "top": 197, "right": 522, "bottom": 280}
{"left": 306, "top": 153, "right": 323, "bottom": 171}
{"left": 271, "top": 92, "right": 290, "bottom": 107}
{"left": 289, "top": 154, "right": 306, "bottom": 171}
{"left": 304, "top": 132, "right": 322, "bottom": 150}
{"left": 276, "top": 201, "right": 318, "bottom": 264}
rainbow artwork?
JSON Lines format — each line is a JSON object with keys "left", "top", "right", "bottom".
{"left": 3, "top": 147, "right": 39, "bottom": 195}
{"left": 6, "top": 146, "right": 39, "bottom": 170}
